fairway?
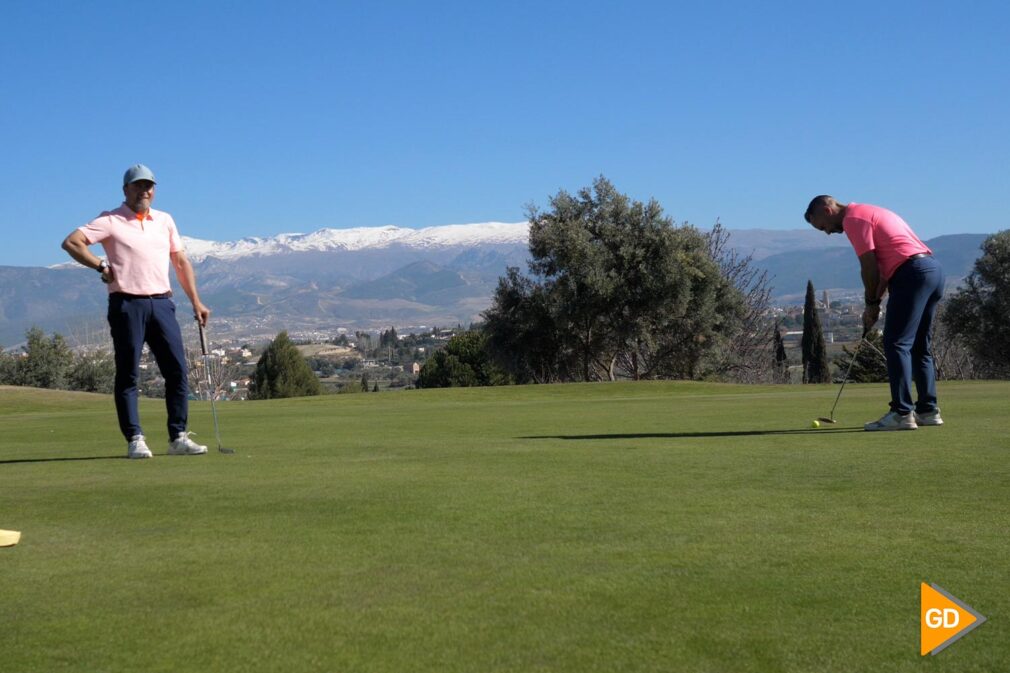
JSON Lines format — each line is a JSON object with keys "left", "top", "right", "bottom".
{"left": 2, "top": 381, "right": 1008, "bottom": 672}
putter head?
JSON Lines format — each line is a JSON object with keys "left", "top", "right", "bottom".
{"left": 218, "top": 446, "right": 235, "bottom": 454}
{"left": 817, "top": 417, "right": 838, "bottom": 424}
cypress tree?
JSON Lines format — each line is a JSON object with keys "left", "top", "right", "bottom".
{"left": 773, "top": 321, "right": 790, "bottom": 383}
{"left": 801, "top": 281, "right": 831, "bottom": 383}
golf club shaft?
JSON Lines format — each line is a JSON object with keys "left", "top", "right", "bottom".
{"left": 204, "top": 353, "right": 224, "bottom": 449}
{"left": 861, "top": 339, "right": 886, "bottom": 363}
{"left": 198, "top": 321, "right": 225, "bottom": 450}
{"left": 828, "top": 335, "right": 865, "bottom": 420}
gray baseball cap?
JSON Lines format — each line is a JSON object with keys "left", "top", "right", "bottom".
{"left": 123, "top": 164, "right": 157, "bottom": 186}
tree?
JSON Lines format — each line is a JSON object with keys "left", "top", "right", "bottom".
{"left": 773, "top": 321, "right": 790, "bottom": 383}
{"left": 483, "top": 268, "right": 570, "bottom": 383}
{"left": 0, "top": 350, "right": 17, "bottom": 384}
{"left": 187, "top": 344, "right": 244, "bottom": 401}
{"left": 801, "top": 281, "right": 831, "bottom": 383}
{"left": 703, "top": 220, "right": 776, "bottom": 382}
{"left": 606, "top": 223, "right": 744, "bottom": 381}
{"left": 249, "top": 331, "right": 322, "bottom": 399}
{"left": 379, "top": 327, "right": 398, "bottom": 348}
{"left": 417, "top": 330, "right": 510, "bottom": 388}
{"left": 932, "top": 318, "right": 984, "bottom": 380}
{"left": 5, "top": 327, "right": 75, "bottom": 389}
{"left": 941, "top": 230, "right": 1010, "bottom": 377}
{"left": 833, "top": 330, "right": 887, "bottom": 383}
{"left": 483, "top": 177, "right": 746, "bottom": 382}
{"left": 67, "top": 350, "right": 116, "bottom": 393}
{"left": 355, "top": 331, "right": 375, "bottom": 357}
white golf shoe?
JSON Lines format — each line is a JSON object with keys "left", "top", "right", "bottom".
{"left": 168, "top": 432, "right": 208, "bottom": 455}
{"left": 864, "top": 411, "right": 918, "bottom": 431}
{"left": 914, "top": 409, "right": 944, "bottom": 426}
{"left": 127, "top": 434, "right": 153, "bottom": 459}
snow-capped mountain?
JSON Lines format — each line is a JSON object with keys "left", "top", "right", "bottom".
{"left": 3, "top": 225, "right": 987, "bottom": 346}
{"left": 10, "top": 222, "right": 535, "bottom": 345}
{"left": 182, "top": 222, "right": 530, "bottom": 262}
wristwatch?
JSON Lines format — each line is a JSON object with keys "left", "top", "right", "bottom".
{"left": 97, "top": 260, "right": 109, "bottom": 274}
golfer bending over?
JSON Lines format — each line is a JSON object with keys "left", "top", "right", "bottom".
{"left": 62, "top": 164, "right": 211, "bottom": 458}
{"left": 804, "top": 196, "right": 945, "bottom": 431}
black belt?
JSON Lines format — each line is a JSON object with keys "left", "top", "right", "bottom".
{"left": 907, "top": 253, "right": 931, "bottom": 261}
{"left": 110, "top": 291, "right": 173, "bottom": 299}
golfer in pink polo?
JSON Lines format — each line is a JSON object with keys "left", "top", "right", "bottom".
{"left": 62, "top": 164, "right": 212, "bottom": 458}
{"left": 805, "top": 196, "right": 945, "bottom": 431}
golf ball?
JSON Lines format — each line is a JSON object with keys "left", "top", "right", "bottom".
{"left": 811, "top": 420, "right": 821, "bottom": 428}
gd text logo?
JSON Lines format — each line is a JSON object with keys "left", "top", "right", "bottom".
{"left": 920, "top": 583, "right": 986, "bottom": 656}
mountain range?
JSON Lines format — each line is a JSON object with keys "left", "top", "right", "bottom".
{"left": 1, "top": 223, "right": 991, "bottom": 346}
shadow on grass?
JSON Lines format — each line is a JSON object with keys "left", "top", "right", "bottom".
{"left": 523, "top": 427, "right": 866, "bottom": 440}
{"left": 0, "top": 455, "right": 127, "bottom": 465}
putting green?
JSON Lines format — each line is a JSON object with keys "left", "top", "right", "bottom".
{"left": 1, "top": 381, "right": 1007, "bottom": 672}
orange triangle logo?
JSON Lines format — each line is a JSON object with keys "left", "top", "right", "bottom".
{"left": 921, "top": 583, "right": 986, "bottom": 655}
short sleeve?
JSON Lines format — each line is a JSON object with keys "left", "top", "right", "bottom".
{"left": 166, "top": 215, "right": 184, "bottom": 253}
{"left": 844, "top": 216, "right": 874, "bottom": 257}
{"left": 78, "top": 213, "right": 112, "bottom": 245}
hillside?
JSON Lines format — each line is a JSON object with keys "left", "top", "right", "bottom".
{"left": 1, "top": 225, "right": 993, "bottom": 346}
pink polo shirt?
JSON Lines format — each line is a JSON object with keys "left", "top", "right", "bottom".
{"left": 843, "top": 203, "right": 931, "bottom": 285}
{"left": 78, "top": 204, "right": 184, "bottom": 295}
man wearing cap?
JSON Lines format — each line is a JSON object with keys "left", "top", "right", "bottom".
{"left": 62, "top": 164, "right": 211, "bottom": 458}
{"left": 804, "top": 196, "right": 945, "bottom": 431}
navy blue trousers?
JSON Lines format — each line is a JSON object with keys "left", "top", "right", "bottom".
{"left": 107, "top": 294, "right": 189, "bottom": 441}
{"left": 883, "top": 255, "right": 945, "bottom": 415}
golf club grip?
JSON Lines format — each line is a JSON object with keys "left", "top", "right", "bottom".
{"left": 198, "top": 321, "right": 209, "bottom": 355}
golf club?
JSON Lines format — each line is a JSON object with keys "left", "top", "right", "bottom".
{"left": 0, "top": 529, "right": 21, "bottom": 547}
{"left": 861, "top": 338, "right": 887, "bottom": 363}
{"left": 198, "top": 320, "right": 235, "bottom": 454}
{"left": 817, "top": 329, "right": 870, "bottom": 424}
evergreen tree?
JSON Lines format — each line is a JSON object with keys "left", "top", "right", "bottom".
{"left": 417, "top": 330, "right": 510, "bottom": 388}
{"left": 380, "top": 327, "right": 398, "bottom": 348}
{"left": 249, "top": 331, "right": 322, "bottom": 399}
{"left": 773, "top": 321, "right": 790, "bottom": 383}
{"left": 801, "top": 281, "right": 831, "bottom": 383}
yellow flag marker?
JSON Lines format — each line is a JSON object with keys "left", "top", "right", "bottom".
{"left": 0, "top": 529, "right": 20, "bottom": 547}
{"left": 921, "top": 583, "right": 986, "bottom": 655}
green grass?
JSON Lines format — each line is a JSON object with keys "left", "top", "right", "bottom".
{"left": 1, "top": 381, "right": 1008, "bottom": 672}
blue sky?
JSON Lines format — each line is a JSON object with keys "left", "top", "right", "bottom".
{"left": 2, "top": 1, "right": 1008, "bottom": 266}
